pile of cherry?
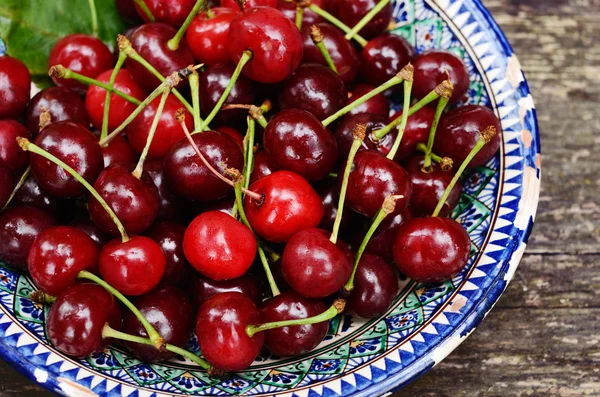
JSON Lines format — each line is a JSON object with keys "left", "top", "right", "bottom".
{"left": 0, "top": 0, "right": 502, "bottom": 374}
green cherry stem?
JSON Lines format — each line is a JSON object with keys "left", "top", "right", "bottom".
{"left": 243, "top": 117, "right": 256, "bottom": 190}
{"left": 133, "top": 0, "right": 155, "bottom": 21}
{"left": 87, "top": 0, "right": 99, "bottom": 37}
{"left": 330, "top": 123, "right": 366, "bottom": 244}
{"left": 431, "top": 126, "right": 497, "bottom": 217}
{"left": 295, "top": 6, "right": 304, "bottom": 29}
{"left": 168, "top": 0, "right": 205, "bottom": 51}
{"left": 189, "top": 71, "right": 203, "bottom": 131}
{"left": 307, "top": 4, "right": 367, "bottom": 46}
{"left": 344, "top": 0, "right": 390, "bottom": 41}
{"left": 310, "top": 25, "right": 339, "bottom": 74}
{"left": 249, "top": 105, "right": 268, "bottom": 129}
{"left": 422, "top": 81, "right": 453, "bottom": 172}
{"left": 2, "top": 166, "right": 30, "bottom": 211}
{"left": 386, "top": 68, "right": 413, "bottom": 160}
{"left": 29, "top": 290, "right": 57, "bottom": 304}
{"left": 416, "top": 143, "right": 453, "bottom": 171}
{"left": 100, "top": 52, "right": 128, "bottom": 141}
{"left": 205, "top": 5, "right": 215, "bottom": 18}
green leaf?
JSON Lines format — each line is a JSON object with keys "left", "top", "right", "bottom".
{"left": 0, "top": 0, "right": 125, "bottom": 78}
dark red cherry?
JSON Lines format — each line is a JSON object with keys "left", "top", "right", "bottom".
{"left": 244, "top": 171, "right": 324, "bottom": 243}
{"left": 412, "top": 51, "right": 470, "bottom": 105}
{"left": 301, "top": 23, "right": 359, "bottom": 84}
{"left": 123, "top": 284, "right": 194, "bottom": 362}
{"left": 229, "top": 7, "right": 303, "bottom": 84}
{"left": 359, "top": 34, "right": 415, "bottom": 86}
{"left": 127, "top": 94, "right": 194, "bottom": 159}
{"left": 361, "top": 206, "right": 413, "bottom": 263}
{"left": 30, "top": 122, "right": 104, "bottom": 198}
{"left": 334, "top": 113, "right": 388, "bottom": 161}
{"left": 250, "top": 150, "right": 279, "bottom": 184}
{"left": 264, "top": 109, "right": 337, "bottom": 181}
{"left": 0, "top": 56, "right": 31, "bottom": 119}
{"left": 25, "top": 87, "right": 89, "bottom": 135}
{"left": 278, "top": 63, "right": 347, "bottom": 120}
{"left": 70, "top": 219, "right": 110, "bottom": 249}
{"left": 0, "top": 161, "right": 12, "bottom": 210}
{"left": 12, "top": 174, "right": 60, "bottom": 213}
{"left": 434, "top": 105, "right": 502, "bottom": 168}
{"left": 183, "top": 211, "right": 256, "bottom": 280}
{"left": 99, "top": 236, "right": 166, "bottom": 295}
{"left": 28, "top": 226, "right": 98, "bottom": 295}
{"left": 191, "top": 274, "right": 262, "bottom": 308}
{"left": 329, "top": 0, "right": 392, "bottom": 39}
{"left": 221, "top": 0, "right": 277, "bottom": 11}
{"left": 390, "top": 106, "right": 435, "bottom": 160}
{"left": 116, "top": 0, "right": 143, "bottom": 23}
{"left": 196, "top": 292, "right": 264, "bottom": 371}
{"left": 163, "top": 130, "right": 244, "bottom": 201}
{"left": 127, "top": 23, "right": 195, "bottom": 91}
{"left": 281, "top": 228, "right": 352, "bottom": 298}
{"left": 146, "top": 221, "right": 194, "bottom": 285}
{"left": 187, "top": 8, "right": 239, "bottom": 65}
{"left": 0, "top": 120, "right": 31, "bottom": 172}
{"left": 347, "top": 252, "right": 398, "bottom": 318}
{"left": 142, "top": 159, "right": 186, "bottom": 221}
{"left": 216, "top": 126, "right": 244, "bottom": 149}
{"left": 89, "top": 163, "right": 160, "bottom": 235}
{"left": 259, "top": 290, "right": 328, "bottom": 356}
{"left": 277, "top": 0, "right": 326, "bottom": 26}
{"left": 393, "top": 217, "right": 471, "bottom": 283}
{"left": 135, "top": 0, "right": 197, "bottom": 26}
{"left": 86, "top": 69, "right": 146, "bottom": 131}
{"left": 47, "top": 283, "right": 122, "bottom": 359}
{"left": 101, "top": 135, "right": 139, "bottom": 169}
{"left": 48, "top": 34, "right": 113, "bottom": 93}
{"left": 344, "top": 150, "right": 412, "bottom": 217}
{"left": 346, "top": 84, "right": 389, "bottom": 118}
{"left": 0, "top": 206, "right": 57, "bottom": 272}
{"left": 315, "top": 177, "right": 359, "bottom": 234}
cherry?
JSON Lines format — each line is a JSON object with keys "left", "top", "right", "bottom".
{"left": 191, "top": 274, "right": 262, "bottom": 308}
{"left": 0, "top": 120, "right": 31, "bottom": 172}
{"left": 389, "top": 106, "right": 435, "bottom": 160}
{"left": 412, "top": 51, "right": 470, "bottom": 105}
{"left": 359, "top": 34, "right": 415, "bottom": 86}
{"left": 99, "top": 236, "right": 166, "bottom": 295}
{"left": 101, "top": 135, "right": 139, "bottom": 169}
{"left": 357, "top": 206, "right": 412, "bottom": 263}
{"left": 301, "top": 23, "right": 359, "bottom": 84}
{"left": 278, "top": 63, "right": 347, "bottom": 120}
{"left": 334, "top": 113, "right": 388, "bottom": 161}
{"left": 187, "top": 8, "right": 239, "bottom": 65}
{"left": 221, "top": 0, "right": 277, "bottom": 10}
{"left": 25, "top": 87, "right": 89, "bottom": 135}
{"left": 47, "top": 283, "right": 122, "bottom": 359}
{"left": 135, "top": 0, "right": 197, "bottom": 26}
{"left": 263, "top": 109, "right": 338, "bottom": 182}
{"left": 122, "top": 284, "right": 194, "bottom": 362}
{"left": 329, "top": 0, "right": 392, "bottom": 39}
{"left": 315, "top": 177, "right": 360, "bottom": 234}
{"left": 11, "top": 174, "right": 60, "bottom": 213}
{"left": 0, "top": 56, "right": 31, "bottom": 119}
{"left": 89, "top": 163, "right": 160, "bottom": 235}
{"left": 70, "top": 219, "right": 110, "bottom": 249}
{"left": 29, "top": 122, "right": 104, "bottom": 198}
{"left": 86, "top": 69, "right": 146, "bottom": 131}
{"left": 146, "top": 221, "right": 194, "bottom": 285}
{"left": 28, "top": 226, "right": 99, "bottom": 295}
{"left": 116, "top": 0, "right": 143, "bottom": 23}
{"left": 0, "top": 205, "right": 57, "bottom": 272}
{"left": 259, "top": 290, "right": 328, "bottom": 356}
{"left": 345, "top": 84, "right": 389, "bottom": 118}
{"left": 277, "top": 0, "right": 326, "bottom": 26}
{"left": 196, "top": 292, "right": 264, "bottom": 371}
{"left": 216, "top": 126, "right": 245, "bottom": 149}
{"left": 0, "top": 161, "right": 12, "bottom": 210}
{"left": 434, "top": 105, "right": 502, "bottom": 168}
{"left": 142, "top": 159, "right": 186, "bottom": 221}
{"left": 48, "top": 34, "right": 113, "bottom": 93}
{"left": 250, "top": 150, "right": 279, "bottom": 184}
{"left": 244, "top": 171, "right": 324, "bottom": 243}
{"left": 164, "top": 130, "right": 244, "bottom": 201}
{"left": 229, "top": 7, "right": 303, "bottom": 84}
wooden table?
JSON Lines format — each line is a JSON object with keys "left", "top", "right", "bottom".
{"left": 2, "top": 0, "right": 599, "bottom": 395}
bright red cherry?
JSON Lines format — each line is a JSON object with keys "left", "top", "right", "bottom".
{"left": 25, "top": 87, "right": 89, "bottom": 135}
{"left": 277, "top": 0, "right": 325, "bottom": 26}
{"left": 221, "top": 0, "right": 277, "bottom": 10}
{"left": 0, "top": 120, "right": 31, "bottom": 172}
{"left": 135, "top": 0, "right": 197, "bottom": 26}
{"left": 12, "top": 174, "right": 61, "bottom": 213}
{"left": 250, "top": 150, "right": 279, "bottom": 184}
{"left": 329, "top": 0, "right": 392, "bottom": 39}
{"left": 359, "top": 34, "right": 415, "bottom": 86}
{"left": 70, "top": 219, "right": 110, "bottom": 249}
{"left": 0, "top": 161, "right": 12, "bottom": 210}
{"left": 187, "top": 8, "right": 239, "bottom": 65}
{"left": 390, "top": 106, "right": 435, "bottom": 160}
{"left": 0, "top": 56, "right": 31, "bottom": 119}
{"left": 101, "top": 135, "right": 139, "bottom": 169}
{"left": 146, "top": 221, "right": 194, "bottom": 285}
{"left": 143, "top": 159, "right": 186, "bottom": 221}
{"left": 191, "top": 274, "right": 262, "bottom": 308}
{"left": 412, "top": 51, "right": 470, "bottom": 105}
{"left": 345, "top": 84, "right": 390, "bottom": 118}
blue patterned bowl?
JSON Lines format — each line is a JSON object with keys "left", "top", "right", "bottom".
{"left": 0, "top": 0, "right": 540, "bottom": 395}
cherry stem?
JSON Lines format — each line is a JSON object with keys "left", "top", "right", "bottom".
{"left": 344, "top": 195, "right": 400, "bottom": 291}
{"left": 232, "top": 116, "right": 255, "bottom": 218}
{"left": 246, "top": 298, "right": 345, "bottom": 338}
{"left": 199, "top": 50, "right": 252, "bottom": 131}
{"left": 308, "top": 4, "right": 367, "bottom": 47}
{"left": 2, "top": 166, "right": 30, "bottom": 211}
{"left": 422, "top": 96, "right": 449, "bottom": 171}
{"left": 133, "top": 0, "right": 155, "bottom": 21}
{"left": 416, "top": 143, "right": 453, "bottom": 171}
{"left": 387, "top": 72, "right": 413, "bottom": 161}
{"left": 100, "top": 52, "right": 127, "bottom": 141}
{"left": 189, "top": 71, "right": 203, "bottom": 131}
{"left": 330, "top": 123, "right": 366, "bottom": 244}
{"left": 168, "top": 0, "right": 205, "bottom": 51}
{"left": 48, "top": 65, "right": 141, "bottom": 106}
{"left": 205, "top": 5, "right": 215, "bottom": 18}
{"left": 431, "top": 126, "right": 497, "bottom": 217}
{"left": 17, "top": 138, "right": 130, "bottom": 243}
{"left": 30, "top": 290, "right": 57, "bottom": 304}
{"left": 295, "top": 6, "right": 304, "bottom": 29}
{"left": 249, "top": 105, "right": 268, "bottom": 129}
{"left": 87, "top": 0, "right": 99, "bottom": 37}
{"left": 310, "top": 25, "right": 339, "bottom": 74}
{"left": 344, "top": 0, "right": 389, "bottom": 41}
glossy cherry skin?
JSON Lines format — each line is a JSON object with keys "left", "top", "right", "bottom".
{"left": 101, "top": 135, "right": 139, "bottom": 169}
{"left": 390, "top": 106, "right": 435, "bottom": 160}
{"left": 183, "top": 211, "right": 257, "bottom": 280}
{"left": 143, "top": 159, "right": 186, "bottom": 221}
{"left": 196, "top": 292, "right": 264, "bottom": 371}
{"left": 361, "top": 207, "right": 412, "bottom": 263}
{"left": 127, "top": 94, "right": 194, "bottom": 159}
{"left": 264, "top": 109, "right": 338, "bottom": 182}
{"left": 260, "top": 290, "right": 328, "bottom": 356}
{"left": 146, "top": 221, "right": 194, "bottom": 285}
{"left": 135, "top": 0, "right": 197, "bottom": 26}
{"left": 12, "top": 174, "right": 60, "bottom": 213}
{"left": 164, "top": 130, "right": 244, "bottom": 201}
{"left": 346, "top": 84, "right": 390, "bottom": 118}
{"left": 360, "top": 35, "right": 415, "bottom": 86}
{"left": 89, "top": 163, "right": 160, "bottom": 235}
{"left": 0, "top": 56, "right": 31, "bottom": 119}
{"left": 393, "top": 217, "right": 470, "bottom": 283}
{"left": 301, "top": 23, "right": 359, "bottom": 84}
{"left": 221, "top": 0, "right": 277, "bottom": 9}
{"left": 0, "top": 161, "right": 12, "bottom": 209}
{"left": 347, "top": 252, "right": 398, "bottom": 318}
{"left": 191, "top": 274, "right": 262, "bottom": 308}
{"left": 244, "top": 171, "right": 324, "bottom": 243}
{"left": 25, "top": 87, "right": 89, "bottom": 135}
{"left": 86, "top": 69, "right": 146, "bottom": 131}
{"left": 329, "top": 0, "right": 392, "bottom": 39}
{"left": 277, "top": 0, "right": 325, "bottom": 26}
{"left": 47, "top": 283, "right": 122, "bottom": 359}
{"left": 0, "top": 120, "right": 31, "bottom": 172}
{"left": 314, "top": 176, "right": 359, "bottom": 235}
{"left": 229, "top": 7, "right": 303, "bottom": 84}
{"left": 334, "top": 113, "right": 389, "bottom": 162}
{"left": 187, "top": 8, "right": 239, "bottom": 65}
{"left": 405, "top": 155, "right": 462, "bottom": 217}
{"left": 250, "top": 150, "right": 279, "bottom": 184}
{"left": 344, "top": 150, "right": 412, "bottom": 218}
{"left": 412, "top": 51, "right": 470, "bottom": 105}
{"left": 30, "top": 122, "right": 104, "bottom": 198}
{"left": 278, "top": 64, "right": 347, "bottom": 120}
{"left": 99, "top": 236, "right": 166, "bottom": 295}
{"left": 48, "top": 34, "right": 113, "bottom": 93}
{"left": 216, "top": 126, "right": 244, "bottom": 149}
{"left": 28, "top": 226, "right": 98, "bottom": 296}
{"left": 434, "top": 105, "right": 502, "bottom": 168}
{"left": 127, "top": 23, "right": 195, "bottom": 91}
{"left": 123, "top": 284, "right": 194, "bottom": 362}
{"left": 70, "top": 219, "right": 110, "bottom": 249}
